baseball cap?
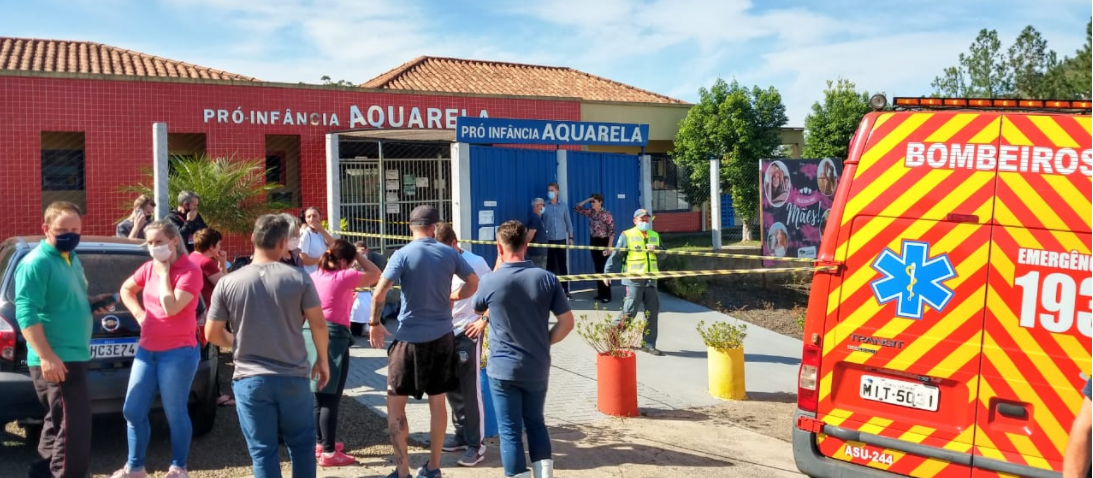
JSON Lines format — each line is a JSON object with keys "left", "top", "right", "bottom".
{"left": 633, "top": 208, "right": 651, "bottom": 219}
{"left": 409, "top": 205, "right": 441, "bottom": 226}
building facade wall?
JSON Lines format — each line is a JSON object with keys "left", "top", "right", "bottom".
{"left": 0, "top": 74, "right": 581, "bottom": 246}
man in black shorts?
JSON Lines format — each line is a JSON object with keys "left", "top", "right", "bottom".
{"left": 369, "top": 205, "right": 479, "bottom": 478}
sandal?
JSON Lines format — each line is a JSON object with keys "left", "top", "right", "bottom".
{"left": 217, "top": 395, "right": 235, "bottom": 406}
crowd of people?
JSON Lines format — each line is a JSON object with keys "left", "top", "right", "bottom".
{"left": 15, "top": 177, "right": 1093, "bottom": 478}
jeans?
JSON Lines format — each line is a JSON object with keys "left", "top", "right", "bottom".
{"left": 123, "top": 345, "right": 200, "bottom": 471}
{"left": 234, "top": 375, "right": 316, "bottom": 478}
{"left": 489, "top": 377, "right": 551, "bottom": 476}
{"left": 616, "top": 284, "right": 660, "bottom": 348}
{"left": 447, "top": 333, "right": 483, "bottom": 450}
{"left": 590, "top": 236, "right": 611, "bottom": 300}
{"left": 546, "top": 240, "right": 570, "bottom": 294}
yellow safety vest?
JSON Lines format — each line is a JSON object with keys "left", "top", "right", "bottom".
{"left": 623, "top": 227, "right": 660, "bottom": 274}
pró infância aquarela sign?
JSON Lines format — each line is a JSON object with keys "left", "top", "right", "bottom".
{"left": 202, "top": 105, "right": 490, "bottom": 129}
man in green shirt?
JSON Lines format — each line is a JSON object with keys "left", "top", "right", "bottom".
{"left": 17, "top": 201, "right": 112, "bottom": 478}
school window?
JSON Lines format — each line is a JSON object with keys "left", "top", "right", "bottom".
{"left": 650, "top": 153, "right": 690, "bottom": 212}
{"left": 167, "top": 132, "right": 207, "bottom": 174}
{"left": 266, "top": 135, "right": 302, "bottom": 206}
{"left": 40, "top": 132, "right": 87, "bottom": 213}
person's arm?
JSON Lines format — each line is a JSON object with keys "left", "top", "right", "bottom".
{"left": 317, "top": 227, "right": 336, "bottom": 245}
{"left": 298, "top": 233, "right": 322, "bottom": 267}
{"left": 1064, "top": 394, "right": 1093, "bottom": 478}
{"left": 527, "top": 227, "right": 538, "bottom": 244}
{"left": 206, "top": 259, "right": 227, "bottom": 285}
{"left": 129, "top": 214, "right": 147, "bottom": 239}
{"left": 452, "top": 273, "right": 479, "bottom": 302}
{"left": 354, "top": 252, "right": 382, "bottom": 287}
{"left": 603, "top": 234, "right": 628, "bottom": 285}
{"left": 550, "top": 311, "right": 575, "bottom": 345}
{"left": 304, "top": 305, "right": 330, "bottom": 390}
{"left": 367, "top": 277, "right": 395, "bottom": 348}
{"left": 120, "top": 276, "right": 146, "bottom": 324}
{"left": 157, "top": 263, "right": 196, "bottom": 316}
{"left": 564, "top": 204, "right": 574, "bottom": 241}
{"left": 177, "top": 215, "right": 202, "bottom": 237}
{"left": 15, "top": 264, "right": 66, "bottom": 382}
{"left": 204, "top": 286, "right": 233, "bottom": 348}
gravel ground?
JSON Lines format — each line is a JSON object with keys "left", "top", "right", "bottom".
{"left": 1, "top": 352, "right": 394, "bottom": 478}
{"left": 697, "top": 281, "right": 811, "bottom": 340}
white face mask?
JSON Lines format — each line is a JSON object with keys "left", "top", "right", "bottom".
{"left": 151, "top": 243, "right": 173, "bottom": 262}
{"left": 288, "top": 237, "right": 301, "bottom": 250}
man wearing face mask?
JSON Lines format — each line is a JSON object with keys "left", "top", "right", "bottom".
{"left": 16, "top": 201, "right": 115, "bottom": 478}
{"left": 542, "top": 183, "right": 573, "bottom": 299}
{"left": 166, "top": 191, "right": 207, "bottom": 253}
{"left": 604, "top": 209, "right": 667, "bottom": 356}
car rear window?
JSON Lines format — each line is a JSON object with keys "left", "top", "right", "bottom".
{"left": 5, "top": 251, "right": 149, "bottom": 311}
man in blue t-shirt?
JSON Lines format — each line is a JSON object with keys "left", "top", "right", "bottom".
{"left": 473, "top": 220, "right": 574, "bottom": 478}
{"left": 368, "top": 205, "right": 479, "bottom": 478}
{"left": 525, "top": 198, "right": 548, "bottom": 268}
{"left": 1064, "top": 377, "right": 1092, "bottom": 478}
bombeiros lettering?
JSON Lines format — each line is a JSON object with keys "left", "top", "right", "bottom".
{"left": 905, "top": 142, "right": 1093, "bottom": 177}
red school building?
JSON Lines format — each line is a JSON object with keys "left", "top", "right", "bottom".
{"left": 0, "top": 37, "right": 703, "bottom": 247}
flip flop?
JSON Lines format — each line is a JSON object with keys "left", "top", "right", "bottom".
{"left": 217, "top": 395, "right": 235, "bottom": 407}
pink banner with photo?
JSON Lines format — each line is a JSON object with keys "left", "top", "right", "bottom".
{"left": 760, "top": 158, "right": 842, "bottom": 267}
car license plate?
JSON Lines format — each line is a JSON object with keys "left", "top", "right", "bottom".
{"left": 860, "top": 375, "right": 939, "bottom": 411}
{"left": 90, "top": 338, "right": 138, "bottom": 360}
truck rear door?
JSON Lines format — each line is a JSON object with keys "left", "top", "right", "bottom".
{"left": 971, "top": 113, "right": 1093, "bottom": 477}
{"left": 817, "top": 111, "right": 1002, "bottom": 477}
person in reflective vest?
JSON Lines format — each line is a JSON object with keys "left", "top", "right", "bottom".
{"left": 603, "top": 209, "right": 667, "bottom": 356}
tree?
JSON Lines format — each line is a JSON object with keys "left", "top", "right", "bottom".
{"left": 1046, "top": 20, "right": 1092, "bottom": 99}
{"left": 671, "top": 79, "right": 788, "bottom": 241}
{"left": 932, "top": 29, "right": 1013, "bottom": 97}
{"left": 321, "top": 75, "right": 356, "bottom": 87}
{"left": 124, "top": 155, "right": 292, "bottom": 235}
{"left": 803, "top": 79, "right": 876, "bottom": 160}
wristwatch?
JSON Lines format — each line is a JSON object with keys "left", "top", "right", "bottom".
{"left": 480, "top": 314, "right": 490, "bottom": 324}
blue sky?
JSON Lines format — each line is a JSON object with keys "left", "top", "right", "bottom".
{"left": 3, "top": 0, "right": 1089, "bottom": 125}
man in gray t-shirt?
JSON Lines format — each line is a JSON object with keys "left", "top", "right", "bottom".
{"left": 206, "top": 214, "right": 329, "bottom": 478}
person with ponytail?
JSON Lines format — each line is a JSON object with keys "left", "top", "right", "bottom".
{"left": 113, "top": 220, "right": 204, "bottom": 478}
{"left": 308, "top": 239, "right": 381, "bottom": 466}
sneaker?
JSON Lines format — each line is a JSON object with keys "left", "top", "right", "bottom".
{"left": 417, "top": 465, "right": 443, "bottom": 478}
{"left": 318, "top": 450, "right": 357, "bottom": 467}
{"left": 642, "top": 345, "right": 664, "bottom": 356}
{"left": 457, "top": 446, "right": 485, "bottom": 467}
{"left": 315, "top": 442, "right": 345, "bottom": 457}
{"left": 164, "top": 466, "right": 190, "bottom": 478}
{"left": 441, "top": 435, "right": 467, "bottom": 452}
{"left": 384, "top": 472, "right": 412, "bottom": 478}
{"left": 108, "top": 467, "right": 149, "bottom": 478}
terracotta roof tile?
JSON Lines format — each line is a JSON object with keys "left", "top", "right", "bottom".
{"left": 362, "top": 56, "right": 686, "bottom": 105}
{"left": 0, "top": 37, "right": 259, "bottom": 82}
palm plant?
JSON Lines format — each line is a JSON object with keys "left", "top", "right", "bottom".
{"left": 123, "top": 155, "right": 293, "bottom": 235}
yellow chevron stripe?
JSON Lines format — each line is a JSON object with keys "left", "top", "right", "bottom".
{"left": 823, "top": 409, "right": 851, "bottom": 426}
{"left": 1000, "top": 174, "right": 1068, "bottom": 230}
{"left": 1048, "top": 218, "right": 1093, "bottom": 253}
{"left": 1029, "top": 115, "right": 1082, "bottom": 148}
{"left": 851, "top": 113, "right": 934, "bottom": 185}
{"left": 872, "top": 112, "right": 894, "bottom": 131}
{"left": 819, "top": 369, "right": 834, "bottom": 402}
{"left": 969, "top": 116, "right": 1003, "bottom": 143}
{"left": 860, "top": 416, "right": 894, "bottom": 435}
{"left": 897, "top": 425, "right": 937, "bottom": 444}
{"left": 981, "top": 332, "right": 1069, "bottom": 448}
{"left": 973, "top": 421, "right": 1009, "bottom": 461}
{"left": 885, "top": 284, "right": 987, "bottom": 371}
{"left": 1078, "top": 116, "right": 1093, "bottom": 135}
{"left": 1057, "top": 334, "right": 1093, "bottom": 374}
{"left": 910, "top": 427, "right": 976, "bottom": 476}
{"left": 990, "top": 239, "right": 1016, "bottom": 282}
{"left": 987, "top": 287, "right": 1074, "bottom": 395}
{"left": 1001, "top": 117, "right": 1034, "bottom": 146}
{"left": 926, "top": 331, "right": 984, "bottom": 379}
{"left": 1006, "top": 433, "right": 1052, "bottom": 470}
{"left": 946, "top": 426, "right": 977, "bottom": 451}
{"left": 911, "top": 458, "right": 956, "bottom": 477}
{"left": 1043, "top": 175, "right": 1093, "bottom": 232}
{"left": 993, "top": 203, "right": 1045, "bottom": 250}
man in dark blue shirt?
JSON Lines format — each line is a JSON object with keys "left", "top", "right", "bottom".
{"left": 1064, "top": 377, "right": 1092, "bottom": 478}
{"left": 526, "top": 198, "right": 547, "bottom": 268}
{"left": 473, "top": 220, "right": 574, "bottom": 478}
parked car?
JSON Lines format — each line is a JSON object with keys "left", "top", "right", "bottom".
{"left": 0, "top": 236, "right": 218, "bottom": 444}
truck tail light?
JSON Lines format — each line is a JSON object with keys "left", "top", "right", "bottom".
{"left": 798, "top": 343, "right": 822, "bottom": 413}
{"left": 0, "top": 320, "right": 16, "bottom": 362}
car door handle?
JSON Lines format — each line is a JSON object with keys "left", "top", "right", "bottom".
{"left": 997, "top": 402, "right": 1028, "bottom": 420}
{"left": 946, "top": 213, "right": 980, "bottom": 223}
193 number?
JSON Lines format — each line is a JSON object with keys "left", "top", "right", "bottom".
{"left": 1014, "top": 271, "right": 1092, "bottom": 337}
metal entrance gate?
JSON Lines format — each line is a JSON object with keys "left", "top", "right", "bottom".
{"left": 338, "top": 139, "right": 451, "bottom": 253}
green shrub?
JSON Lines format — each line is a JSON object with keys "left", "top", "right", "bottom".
{"left": 665, "top": 276, "right": 708, "bottom": 301}
{"left": 577, "top": 312, "right": 648, "bottom": 357}
{"left": 696, "top": 320, "right": 747, "bottom": 351}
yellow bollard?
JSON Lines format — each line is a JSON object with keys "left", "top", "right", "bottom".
{"left": 707, "top": 346, "right": 747, "bottom": 400}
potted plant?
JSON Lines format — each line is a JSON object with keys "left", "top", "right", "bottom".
{"left": 696, "top": 320, "right": 748, "bottom": 400}
{"left": 577, "top": 310, "right": 647, "bottom": 417}
{"left": 478, "top": 325, "right": 499, "bottom": 438}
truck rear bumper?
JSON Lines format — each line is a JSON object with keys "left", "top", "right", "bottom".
{"left": 793, "top": 409, "right": 903, "bottom": 478}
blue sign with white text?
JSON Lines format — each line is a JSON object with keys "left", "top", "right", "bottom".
{"left": 455, "top": 117, "right": 650, "bottom": 146}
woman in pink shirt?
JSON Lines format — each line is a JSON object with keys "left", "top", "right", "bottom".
{"left": 310, "top": 239, "right": 380, "bottom": 466}
{"left": 112, "top": 220, "right": 204, "bottom": 478}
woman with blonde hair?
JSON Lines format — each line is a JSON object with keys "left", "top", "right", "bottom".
{"left": 111, "top": 220, "right": 204, "bottom": 478}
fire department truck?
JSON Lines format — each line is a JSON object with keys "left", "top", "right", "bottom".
{"left": 793, "top": 95, "right": 1093, "bottom": 478}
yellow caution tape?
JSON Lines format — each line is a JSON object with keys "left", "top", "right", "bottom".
{"left": 352, "top": 266, "right": 830, "bottom": 291}
{"left": 354, "top": 217, "right": 412, "bottom": 225}
{"left": 336, "top": 230, "right": 815, "bottom": 263}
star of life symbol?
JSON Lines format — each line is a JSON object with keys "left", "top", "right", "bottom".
{"left": 870, "top": 241, "right": 957, "bottom": 320}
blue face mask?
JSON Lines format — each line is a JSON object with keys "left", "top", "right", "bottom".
{"left": 548, "top": 191, "right": 557, "bottom": 200}
{"left": 637, "top": 222, "right": 651, "bottom": 232}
